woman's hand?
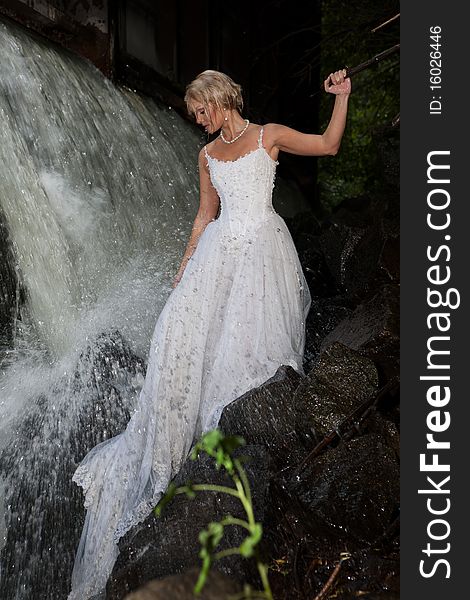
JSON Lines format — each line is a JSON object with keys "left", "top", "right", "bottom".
{"left": 324, "top": 69, "right": 351, "bottom": 95}
{"left": 171, "top": 257, "right": 191, "bottom": 289}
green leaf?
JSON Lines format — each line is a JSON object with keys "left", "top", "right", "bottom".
{"left": 202, "top": 429, "right": 224, "bottom": 453}
{"left": 199, "top": 521, "right": 224, "bottom": 554}
{"left": 239, "top": 524, "right": 263, "bottom": 558}
{"left": 208, "top": 522, "right": 224, "bottom": 548}
{"left": 190, "top": 430, "right": 246, "bottom": 475}
{"left": 216, "top": 447, "right": 224, "bottom": 469}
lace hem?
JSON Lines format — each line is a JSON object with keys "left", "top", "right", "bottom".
{"left": 113, "top": 487, "right": 164, "bottom": 543}
{"left": 72, "top": 465, "right": 96, "bottom": 509}
{"left": 72, "top": 461, "right": 168, "bottom": 545}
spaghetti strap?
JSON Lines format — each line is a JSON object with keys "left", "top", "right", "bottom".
{"left": 203, "top": 145, "right": 210, "bottom": 167}
{"left": 258, "top": 126, "right": 264, "bottom": 149}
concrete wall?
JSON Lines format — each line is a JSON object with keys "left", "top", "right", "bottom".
{"left": 0, "top": 0, "right": 112, "bottom": 74}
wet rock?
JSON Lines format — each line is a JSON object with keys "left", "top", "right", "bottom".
{"left": 286, "top": 433, "right": 399, "bottom": 544}
{"left": 304, "top": 295, "right": 353, "bottom": 364}
{"left": 108, "top": 445, "right": 269, "bottom": 599}
{"left": 344, "top": 192, "right": 398, "bottom": 300}
{"left": 123, "top": 566, "right": 241, "bottom": 600}
{"left": 300, "top": 187, "right": 399, "bottom": 368}
{"left": 364, "top": 412, "right": 400, "bottom": 459}
{"left": 341, "top": 220, "right": 396, "bottom": 299}
{"left": 294, "top": 342, "right": 379, "bottom": 446}
{"left": 218, "top": 365, "right": 305, "bottom": 469}
{"left": 339, "top": 548, "right": 400, "bottom": 598}
{"left": 261, "top": 491, "right": 399, "bottom": 600}
{"left": 320, "top": 284, "right": 399, "bottom": 380}
{"left": 304, "top": 296, "right": 355, "bottom": 364}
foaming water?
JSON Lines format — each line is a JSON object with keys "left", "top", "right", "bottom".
{"left": 0, "top": 16, "right": 201, "bottom": 599}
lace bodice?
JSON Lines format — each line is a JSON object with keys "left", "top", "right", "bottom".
{"left": 204, "top": 126, "right": 279, "bottom": 239}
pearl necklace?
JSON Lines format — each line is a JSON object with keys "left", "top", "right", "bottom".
{"left": 220, "top": 119, "right": 250, "bottom": 144}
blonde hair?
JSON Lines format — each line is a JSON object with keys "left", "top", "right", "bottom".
{"left": 184, "top": 69, "right": 244, "bottom": 119}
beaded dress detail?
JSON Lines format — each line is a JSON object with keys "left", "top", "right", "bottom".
{"left": 68, "top": 125, "right": 312, "bottom": 599}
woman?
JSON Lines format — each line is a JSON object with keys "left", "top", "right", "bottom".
{"left": 68, "top": 68, "right": 351, "bottom": 600}
{"left": 174, "top": 68, "right": 350, "bottom": 288}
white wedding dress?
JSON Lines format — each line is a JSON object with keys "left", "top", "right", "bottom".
{"left": 68, "top": 125, "right": 312, "bottom": 599}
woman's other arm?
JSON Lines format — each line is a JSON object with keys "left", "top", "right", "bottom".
{"left": 172, "top": 148, "right": 220, "bottom": 288}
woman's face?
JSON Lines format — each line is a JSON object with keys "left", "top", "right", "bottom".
{"left": 191, "top": 101, "right": 222, "bottom": 134}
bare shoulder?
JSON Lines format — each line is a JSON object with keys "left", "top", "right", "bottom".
{"left": 198, "top": 145, "right": 210, "bottom": 172}
{"left": 262, "top": 122, "right": 290, "bottom": 149}
{"left": 262, "top": 122, "right": 290, "bottom": 146}
{"left": 261, "top": 123, "right": 282, "bottom": 160}
{"left": 205, "top": 139, "right": 218, "bottom": 153}
{"left": 262, "top": 122, "right": 281, "bottom": 137}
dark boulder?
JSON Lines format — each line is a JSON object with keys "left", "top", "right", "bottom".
{"left": 218, "top": 364, "right": 305, "bottom": 469}
{"left": 295, "top": 341, "right": 379, "bottom": 446}
{"left": 284, "top": 433, "right": 399, "bottom": 544}
{"left": 123, "top": 566, "right": 241, "bottom": 600}
{"left": 320, "top": 284, "right": 399, "bottom": 380}
{"left": 304, "top": 295, "right": 354, "bottom": 364}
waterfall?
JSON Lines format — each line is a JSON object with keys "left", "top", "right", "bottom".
{"left": 0, "top": 16, "right": 201, "bottom": 599}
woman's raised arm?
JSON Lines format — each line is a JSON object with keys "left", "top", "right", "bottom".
{"left": 267, "top": 69, "right": 351, "bottom": 158}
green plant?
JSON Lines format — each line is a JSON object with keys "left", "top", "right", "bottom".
{"left": 154, "top": 429, "right": 273, "bottom": 600}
